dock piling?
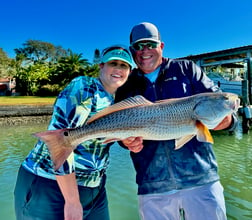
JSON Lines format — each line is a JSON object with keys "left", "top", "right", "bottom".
{"left": 241, "top": 80, "right": 252, "bottom": 133}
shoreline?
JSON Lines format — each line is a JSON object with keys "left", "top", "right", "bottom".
{"left": 0, "top": 105, "right": 53, "bottom": 125}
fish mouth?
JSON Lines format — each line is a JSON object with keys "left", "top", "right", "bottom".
{"left": 221, "top": 93, "right": 240, "bottom": 111}
{"left": 226, "top": 95, "right": 240, "bottom": 111}
{"left": 230, "top": 99, "right": 240, "bottom": 111}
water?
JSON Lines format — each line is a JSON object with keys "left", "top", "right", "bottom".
{"left": 0, "top": 122, "right": 251, "bottom": 220}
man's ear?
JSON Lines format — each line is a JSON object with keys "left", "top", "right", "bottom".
{"left": 160, "top": 42, "right": 165, "bottom": 50}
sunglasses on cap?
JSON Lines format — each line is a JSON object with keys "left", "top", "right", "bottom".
{"left": 102, "top": 46, "right": 131, "bottom": 57}
{"left": 131, "top": 41, "right": 160, "bottom": 51}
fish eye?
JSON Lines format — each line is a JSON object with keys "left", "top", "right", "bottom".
{"left": 64, "top": 131, "right": 68, "bottom": 136}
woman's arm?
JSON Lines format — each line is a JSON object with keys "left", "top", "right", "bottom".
{"left": 56, "top": 173, "right": 83, "bottom": 220}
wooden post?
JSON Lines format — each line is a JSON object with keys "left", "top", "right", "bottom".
{"left": 247, "top": 57, "right": 252, "bottom": 103}
{"left": 242, "top": 80, "right": 249, "bottom": 104}
{"left": 241, "top": 80, "right": 251, "bottom": 133}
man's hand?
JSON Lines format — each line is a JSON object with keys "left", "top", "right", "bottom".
{"left": 213, "top": 115, "right": 233, "bottom": 130}
{"left": 122, "top": 137, "right": 144, "bottom": 153}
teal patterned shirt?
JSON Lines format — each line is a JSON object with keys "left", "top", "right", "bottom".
{"left": 22, "top": 76, "right": 114, "bottom": 187}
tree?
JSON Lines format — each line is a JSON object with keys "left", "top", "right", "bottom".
{"left": 14, "top": 40, "right": 67, "bottom": 64}
{"left": 0, "top": 48, "right": 9, "bottom": 63}
{"left": 50, "top": 50, "right": 90, "bottom": 86}
{"left": 8, "top": 40, "right": 100, "bottom": 95}
{"left": 15, "top": 63, "right": 50, "bottom": 95}
{"left": 83, "top": 64, "right": 100, "bottom": 78}
{"left": 0, "top": 48, "right": 14, "bottom": 78}
{"left": 93, "top": 49, "right": 100, "bottom": 64}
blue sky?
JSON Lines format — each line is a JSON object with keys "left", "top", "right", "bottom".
{"left": 1, "top": 0, "right": 252, "bottom": 63}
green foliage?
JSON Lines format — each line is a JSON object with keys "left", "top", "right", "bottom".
{"left": 15, "top": 63, "right": 50, "bottom": 95}
{"left": 83, "top": 64, "right": 100, "bottom": 78}
{"left": 36, "top": 84, "right": 64, "bottom": 96}
{"left": 0, "top": 48, "right": 9, "bottom": 64}
{"left": 14, "top": 39, "right": 67, "bottom": 64}
{"left": 0, "top": 48, "right": 15, "bottom": 78}
{"left": 1, "top": 40, "right": 101, "bottom": 96}
{"left": 50, "top": 50, "right": 90, "bottom": 86}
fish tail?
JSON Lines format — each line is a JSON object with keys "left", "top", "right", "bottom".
{"left": 33, "top": 129, "right": 74, "bottom": 170}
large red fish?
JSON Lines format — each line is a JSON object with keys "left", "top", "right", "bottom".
{"left": 34, "top": 92, "right": 240, "bottom": 170}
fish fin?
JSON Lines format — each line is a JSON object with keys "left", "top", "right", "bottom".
{"left": 87, "top": 95, "right": 153, "bottom": 123}
{"left": 175, "top": 135, "right": 195, "bottom": 150}
{"left": 33, "top": 129, "right": 75, "bottom": 170}
{"left": 154, "top": 96, "right": 188, "bottom": 104}
{"left": 195, "top": 121, "right": 214, "bottom": 144}
{"left": 103, "top": 138, "right": 121, "bottom": 144}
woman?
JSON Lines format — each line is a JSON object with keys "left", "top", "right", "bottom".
{"left": 14, "top": 45, "right": 136, "bottom": 220}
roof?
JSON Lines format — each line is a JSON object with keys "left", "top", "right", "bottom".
{"left": 0, "top": 78, "right": 10, "bottom": 83}
{"left": 180, "top": 45, "right": 252, "bottom": 60}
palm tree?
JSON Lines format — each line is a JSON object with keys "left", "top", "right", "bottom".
{"left": 60, "top": 50, "right": 89, "bottom": 72}
{"left": 50, "top": 50, "right": 90, "bottom": 86}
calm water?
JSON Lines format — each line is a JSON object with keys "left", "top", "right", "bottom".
{"left": 0, "top": 122, "right": 251, "bottom": 220}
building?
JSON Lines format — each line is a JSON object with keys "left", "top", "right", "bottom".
{"left": 180, "top": 45, "right": 252, "bottom": 103}
{"left": 0, "top": 78, "right": 16, "bottom": 96}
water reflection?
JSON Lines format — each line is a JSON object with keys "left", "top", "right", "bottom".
{"left": 0, "top": 123, "right": 251, "bottom": 220}
{"left": 212, "top": 129, "right": 252, "bottom": 220}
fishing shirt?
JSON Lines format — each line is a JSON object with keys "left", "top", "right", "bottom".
{"left": 22, "top": 76, "right": 114, "bottom": 187}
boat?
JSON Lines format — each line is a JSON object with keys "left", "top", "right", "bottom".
{"left": 207, "top": 72, "right": 245, "bottom": 96}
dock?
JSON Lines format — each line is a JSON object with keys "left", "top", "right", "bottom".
{"left": 180, "top": 45, "right": 252, "bottom": 133}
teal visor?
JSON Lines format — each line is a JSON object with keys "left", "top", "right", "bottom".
{"left": 101, "top": 48, "right": 133, "bottom": 68}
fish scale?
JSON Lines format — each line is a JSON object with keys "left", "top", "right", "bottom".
{"left": 34, "top": 92, "right": 240, "bottom": 170}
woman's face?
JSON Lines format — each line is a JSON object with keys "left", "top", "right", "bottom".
{"left": 99, "top": 60, "right": 131, "bottom": 94}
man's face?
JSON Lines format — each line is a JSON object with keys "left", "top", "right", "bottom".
{"left": 132, "top": 41, "right": 164, "bottom": 73}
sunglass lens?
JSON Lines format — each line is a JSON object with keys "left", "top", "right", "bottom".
{"left": 148, "top": 42, "right": 159, "bottom": 49}
{"left": 132, "top": 42, "right": 159, "bottom": 51}
{"left": 133, "top": 44, "right": 141, "bottom": 51}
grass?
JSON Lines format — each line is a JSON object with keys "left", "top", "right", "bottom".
{"left": 0, "top": 96, "right": 56, "bottom": 105}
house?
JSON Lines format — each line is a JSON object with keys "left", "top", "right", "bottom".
{"left": 0, "top": 78, "right": 16, "bottom": 96}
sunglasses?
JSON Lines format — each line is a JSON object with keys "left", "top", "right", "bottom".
{"left": 102, "top": 46, "right": 131, "bottom": 57}
{"left": 131, "top": 42, "right": 160, "bottom": 51}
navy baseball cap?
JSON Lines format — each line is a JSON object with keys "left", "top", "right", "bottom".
{"left": 130, "top": 22, "right": 161, "bottom": 45}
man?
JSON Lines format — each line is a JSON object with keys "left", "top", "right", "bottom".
{"left": 116, "top": 22, "right": 237, "bottom": 220}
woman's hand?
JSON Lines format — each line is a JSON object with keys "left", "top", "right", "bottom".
{"left": 64, "top": 200, "right": 83, "bottom": 220}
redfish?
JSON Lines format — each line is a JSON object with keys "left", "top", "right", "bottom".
{"left": 34, "top": 92, "right": 240, "bottom": 170}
